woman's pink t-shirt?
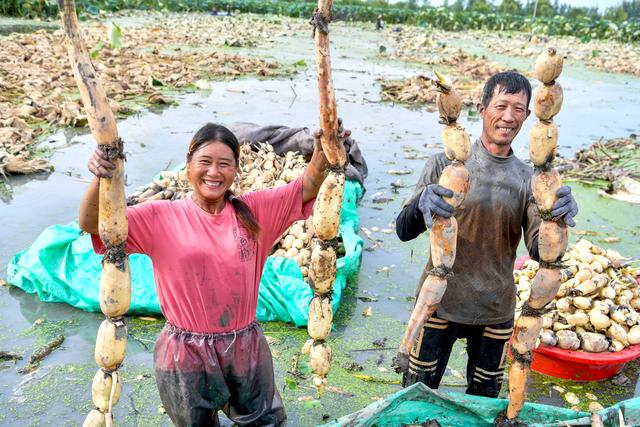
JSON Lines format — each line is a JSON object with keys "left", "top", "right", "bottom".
{"left": 92, "top": 175, "right": 314, "bottom": 333}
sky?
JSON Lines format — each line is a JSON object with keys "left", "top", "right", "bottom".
{"left": 421, "top": 0, "right": 623, "bottom": 11}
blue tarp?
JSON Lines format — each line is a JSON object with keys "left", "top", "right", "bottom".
{"left": 322, "top": 382, "right": 640, "bottom": 427}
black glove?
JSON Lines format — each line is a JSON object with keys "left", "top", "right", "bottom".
{"left": 418, "top": 184, "right": 454, "bottom": 228}
{"left": 551, "top": 185, "right": 578, "bottom": 227}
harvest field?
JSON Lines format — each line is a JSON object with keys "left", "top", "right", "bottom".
{"left": 1, "top": 4, "right": 640, "bottom": 427}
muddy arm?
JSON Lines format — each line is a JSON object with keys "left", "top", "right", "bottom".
{"left": 79, "top": 178, "right": 100, "bottom": 235}
{"left": 79, "top": 148, "right": 117, "bottom": 235}
{"left": 303, "top": 131, "right": 329, "bottom": 203}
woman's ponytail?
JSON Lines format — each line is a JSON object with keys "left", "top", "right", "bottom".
{"left": 226, "top": 191, "right": 260, "bottom": 237}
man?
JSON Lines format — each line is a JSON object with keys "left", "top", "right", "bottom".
{"left": 395, "top": 71, "right": 578, "bottom": 397}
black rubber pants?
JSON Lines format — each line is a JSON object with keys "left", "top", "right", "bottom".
{"left": 403, "top": 313, "right": 514, "bottom": 398}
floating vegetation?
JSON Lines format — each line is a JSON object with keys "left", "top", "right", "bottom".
{"left": 0, "top": 12, "right": 298, "bottom": 178}
{"left": 558, "top": 136, "right": 640, "bottom": 203}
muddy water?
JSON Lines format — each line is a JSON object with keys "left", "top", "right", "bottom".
{"left": 1, "top": 19, "right": 640, "bottom": 426}
{"left": 0, "top": 18, "right": 58, "bottom": 35}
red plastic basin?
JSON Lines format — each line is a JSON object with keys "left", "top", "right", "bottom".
{"left": 531, "top": 344, "right": 640, "bottom": 381}
{"left": 513, "top": 255, "right": 640, "bottom": 381}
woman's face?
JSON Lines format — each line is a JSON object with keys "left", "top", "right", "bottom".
{"left": 187, "top": 141, "right": 237, "bottom": 204}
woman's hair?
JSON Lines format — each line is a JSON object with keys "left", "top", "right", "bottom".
{"left": 187, "top": 123, "right": 260, "bottom": 237}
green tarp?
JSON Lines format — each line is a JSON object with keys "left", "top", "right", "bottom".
{"left": 322, "top": 382, "right": 640, "bottom": 427}
{"left": 6, "top": 180, "right": 364, "bottom": 326}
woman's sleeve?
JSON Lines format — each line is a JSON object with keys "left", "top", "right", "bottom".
{"left": 242, "top": 173, "right": 315, "bottom": 247}
{"left": 91, "top": 201, "right": 158, "bottom": 256}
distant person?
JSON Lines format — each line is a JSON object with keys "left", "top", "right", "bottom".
{"left": 210, "top": 6, "right": 231, "bottom": 17}
{"left": 376, "top": 15, "right": 384, "bottom": 31}
{"left": 527, "top": 33, "right": 549, "bottom": 45}
{"left": 394, "top": 72, "right": 578, "bottom": 398}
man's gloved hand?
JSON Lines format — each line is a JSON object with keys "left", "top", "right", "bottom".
{"left": 551, "top": 185, "right": 578, "bottom": 227}
{"left": 418, "top": 184, "right": 454, "bottom": 228}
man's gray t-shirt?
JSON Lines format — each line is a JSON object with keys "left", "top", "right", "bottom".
{"left": 398, "top": 140, "right": 540, "bottom": 325}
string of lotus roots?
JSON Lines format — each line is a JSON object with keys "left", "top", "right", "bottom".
{"left": 501, "top": 47, "right": 566, "bottom": 425}
{"left": 301, "top": 0, "right": 347, "bottom": 395}
{"left": 393, "top": 70, "right": 471, "bottom": 375}
{"left": 58, "top": 1, "right": 128, "bottom": 426}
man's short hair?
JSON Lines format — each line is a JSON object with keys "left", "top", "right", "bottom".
{"left": 481, "top": 71, "right": 532, "bottom": 109}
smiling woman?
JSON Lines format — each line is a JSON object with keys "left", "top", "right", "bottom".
{"left": 184, "top": 124, "right": 262, "bottom": 241}
{"left": 187, "top": 134, "right": 238, "bottom": 214}
{"left": 77, "top": 121, "right": 339, "bottom": 426}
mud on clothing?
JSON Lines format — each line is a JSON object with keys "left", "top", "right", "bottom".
{"left": 92, "top": 175, "right": 314, "bottom": 333}
{"left": 396, "top": 140, "right": 541, "bottom": 325}
{"left": 403, "top": 313, "right": 514, "bottom": 398}
{"left": 155, "top": 322, "right": 285, "bottom": 427}
{"left": 92, "top": 175, "right": 314, "bottom": 425}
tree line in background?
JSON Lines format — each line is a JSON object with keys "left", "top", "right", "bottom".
{"left": 1, "top": 0, "right": 639, "bottom": 42}
{"left": 391, "top": 0, "right": 640, "bottom": 22}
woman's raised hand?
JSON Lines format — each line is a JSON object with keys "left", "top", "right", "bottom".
{"left": 88, "top": 147, "right": 116, "bottom": 179}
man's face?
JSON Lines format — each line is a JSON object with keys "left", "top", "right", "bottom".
{"left": 478, "top": 87, "right": 530, "bottom": 147}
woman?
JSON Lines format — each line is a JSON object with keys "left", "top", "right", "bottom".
{"left": 79, "top": 123, "right": 339, "bottom": 426}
